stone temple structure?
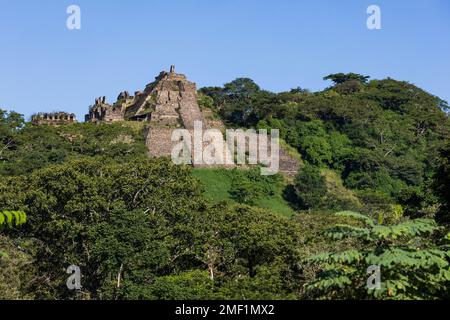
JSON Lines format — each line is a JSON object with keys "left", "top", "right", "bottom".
{"left": 32, "top": 112, "right": 77, "bottom": 126}
{"left": 85, "top": 66, "right": 217, "bottom": 158}
{"left": 85, "top": 65, "right": 203, "bottom": 126}
{"left": 29, "top": 66, "right": 299, "bottom": 175}
{"left": 84, "top": 66, "right": 300, "bottom": 175}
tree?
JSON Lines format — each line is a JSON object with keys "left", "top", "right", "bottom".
{"left": 0, "top": 210, "right": 28, "bottom": 298}
{"left": 223, "top": 78, "right": 260, "bottom": 98}
{"left": 294, "top": 165, "right": 327, "bottom": 210}
{"left": 0, "top": 158, "right": 206, "bottom": 299}
{"left": 197, "top": 93, "right": 214, "bottom": 110}
{"left": 0, "top": 121, "right": 148, "bottom": 176}
{"left": 229, "top": 179, "right": 262, "bottom": 205}
{"left": 305, "top": 211, "right": 450, "bottom": 299}
{"left": 299, "top": 137, "right": 332, "bottom": 166}
{"left": 0, "top": 157, "right": 306, "bottom": 300}
{"left": 218, "top": 90, "right": 278, "bottom": 127}
{"left": 0, "top": 109, "right": 24, "bottom": 163}
{"left": 434, "top": 143, "right": 450, "bottom": 224}
{"left": 87, "top": 208, "right": 174, "bottom": 299}
{"left": 324, "top": 73, "right": 370, "bottom": 85}
{"left": 189, "top": 203, "right": 303, "bottom": 293}
{"left": 0, "top": 109, "right": 24, "bottom": 130}
{"left": 286, "top": 120, "right": 333, "bottom": 166}
{"left": 334, "top": 80, "right": 364, "bottom": 94}
{"left": 0, "top": 234, "right": 35, "bottom": 299}
{"left": 144, "top": 271, "right": 215, "bottom": 300}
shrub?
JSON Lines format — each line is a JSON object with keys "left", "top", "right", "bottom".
{"left": 305, "top": 211, "right": 450, "bottom": 299}
{"left": 294, "top": 165, "right": 327, "bottom": 210}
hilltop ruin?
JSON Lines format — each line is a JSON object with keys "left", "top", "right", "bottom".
{"left": 86, "top": 66, "right": 299, "bottom": 175}
{"left": 33, "top": 66, "right": 299, "bottom": 175}
{"left": 85, "top": 66, "right": 223, "bottom": 158}
{"left": 85, "top": 65, "right": 204, "bottom": 126}
{"left": 31, "top": 112, "right": 77, "bottom": 126}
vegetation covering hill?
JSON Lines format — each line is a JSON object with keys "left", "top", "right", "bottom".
{"left": 0, "top": 121, "right": 147, "bottom": 176}
{"left": 200, "top": 74, "right": 450, "bottom": 220}
{"left": 192, "top": 168, "right": 296, "bottom": 217}
{"left": 0, "top": 73, "right": 449, "bottom": 300}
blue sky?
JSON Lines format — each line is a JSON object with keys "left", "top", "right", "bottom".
{"left": 1, "top": 0, "right": 449, "bottom": 121}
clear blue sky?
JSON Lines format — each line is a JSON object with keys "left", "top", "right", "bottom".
{"left": 1, "top": 0, "right": 449, "bottom": 121}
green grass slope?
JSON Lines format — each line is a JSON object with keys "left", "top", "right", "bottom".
{"left": 192, "top": 168, "right": 295, "bottom": 218}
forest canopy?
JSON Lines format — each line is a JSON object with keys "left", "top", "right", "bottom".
{"left": 1, "top": 73, "right": 449, "bottom": 300}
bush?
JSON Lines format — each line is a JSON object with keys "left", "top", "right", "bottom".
{"left": 305, "top": 211, "right": 450, "bottom": 299}
{"left": 294, "top": 165, "right": 327, "bottom": 210}
{"left": 229, "top": 179, "right": 262, "bottom": 205}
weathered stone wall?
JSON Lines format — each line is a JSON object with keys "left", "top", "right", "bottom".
{"left": 278, "top": 147, "right": 301, "bottom": 177}
{"left": 146, "top": 66, "right": 206, "bottom": 158}
{"left": 146, "top": 127, "right": 175, "bottom": 158}
{"left": 146, "top": 126, "right": 235, "bottom": 168}
{"left": 85, "top": 66, "right": 203, "bottom": 126}
{"left": 32, "top": 112, "right": 77, "bottom": 126}
{"left": 86, "top": 103, "right": 125, "bottom": 123}
{"left": 179, "top": 89, "right": 204, "bottom": 129}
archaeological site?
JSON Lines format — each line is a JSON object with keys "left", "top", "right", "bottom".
{"left": 31, "top": 112, "right": 77, "bottom": 126}
{"left": 33, "top": 66, "right": 299, "bottom": 176}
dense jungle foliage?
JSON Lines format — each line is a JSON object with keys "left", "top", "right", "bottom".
{"left": 1, "top": 73, "right": 449, "bottom": 300}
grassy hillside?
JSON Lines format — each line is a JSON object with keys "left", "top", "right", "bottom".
{"left": 192, "top": 168, "right": 296, "bottom": 217}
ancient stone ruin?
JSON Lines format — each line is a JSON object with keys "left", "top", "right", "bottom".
{"left": 85, "top": 66, "right": 219, "bottom": 156}
{"left": 85, "top": 65, "right": 203, "bottom": 125}
{"left": 84, "top": 65, "right": 299, "bottom": 174}
{"left": 31, "top": 66, "right": 299, "bottom": 175}
{"left": 31, "top": 112, "right": 77, "bottom": 126}
{"left": 144, "top": 66, "right": 213, "bottom": 159}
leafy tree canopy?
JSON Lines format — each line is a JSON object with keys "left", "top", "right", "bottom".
{"left": 324, "top": 73, "right": 370, "bottom": 85}
{"left": 305, "top": 211, "right": 450, "bottom": 300}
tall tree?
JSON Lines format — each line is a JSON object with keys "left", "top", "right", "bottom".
{"left": 324, "top": 73, "right": 370, "bottom": 85}
{"left": 434, "top": 143, "right": 450, "bottom": 224}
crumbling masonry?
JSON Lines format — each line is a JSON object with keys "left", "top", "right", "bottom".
{"left": 84, "top": 66, "right": 299, "bottom": 175}
{"left": 32, "top": 112, "right": 77, "bottom": 126}
{"left": 85, "top": 66, "right": 222, "bottom": 159}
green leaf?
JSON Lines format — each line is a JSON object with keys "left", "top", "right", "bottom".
{"left": 335, "top": 211, "right": 375, "bottom": 227}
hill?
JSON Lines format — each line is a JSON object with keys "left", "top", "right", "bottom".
{"left": 0, "top": 73, "right": 449, "bottom": 300}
